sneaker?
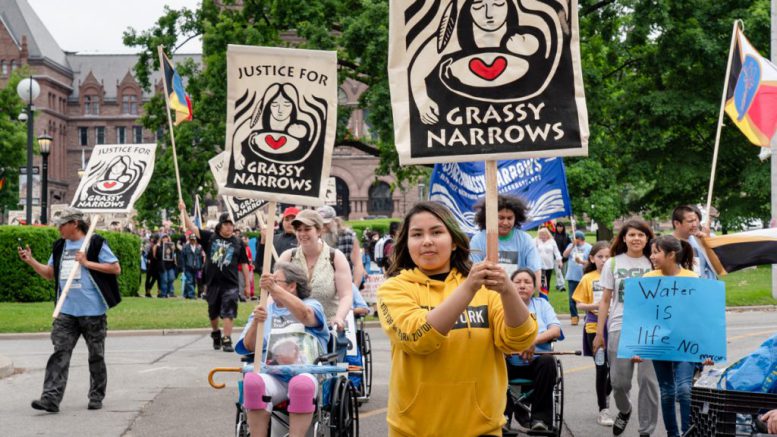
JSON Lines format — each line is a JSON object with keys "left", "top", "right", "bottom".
{"left": 571, "top": 316, "right": 580, "bottom": 326}
{"left": 530, "top": 419, "right": 549, "bottom": 431}
{"left": 222, "top": 336, "right": 234, "bottom": 352}
{"left": 598, "top": 409, "right": 614, "bottom": 426}
{"left": 88, "top": 400, "right": 102, "bottom": 410}
{"left": 514, "top": 407, "right": 531, "bottom": 431}
{"left": 613, "top": 409, "right": 631, "bottom": 435}
{"left": 31, "top": 398, "right": 59, "bottom": 413}
{"left": 211, "top": 330, "right": 222, "bottom": 350}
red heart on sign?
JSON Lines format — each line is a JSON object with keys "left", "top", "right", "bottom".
{"left": 468, "top": 56, "right": 507, "bottom": 81}
{"left": 265, "top": 135, "right": 287, "bottom": 150}
{"left": 103, "top": 181, "right": 117, "bottom": 189}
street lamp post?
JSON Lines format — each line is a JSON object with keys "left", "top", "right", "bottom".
{"left": 17, "top": 77, "right": 40, "bottom": 226}
{"left": 38, "top": 134, "right": 52, "bottom": 225}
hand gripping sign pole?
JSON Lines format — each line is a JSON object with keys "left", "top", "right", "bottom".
{"left": 254, "top": 201, "right": 277, "bottom": 372}
{"left": 53, "top": 214, "right": 100, "bottom": 318}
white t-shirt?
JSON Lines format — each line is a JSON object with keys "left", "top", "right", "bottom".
{"left": 599, "top": 253, "right": 652, "bottom": 332}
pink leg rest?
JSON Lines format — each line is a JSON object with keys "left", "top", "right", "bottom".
{"left": 287, "top": 374, "right": 317, "bottom": 414}
{"left": 243, "top": 372, "right": 268, "bottom": 411}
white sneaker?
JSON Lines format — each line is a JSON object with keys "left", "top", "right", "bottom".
{"left": 598, "top": 409, "right": 614, "bottom": 426}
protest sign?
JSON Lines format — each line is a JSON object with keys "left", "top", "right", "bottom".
{"left": 429, "top": 158, "right": 572, "bottom": 235}
{"left": 71, "top": 144, "right": 157, "bottom": 213}
{"left": 388, "top": 0, "right": 589, "bottom": 165}
{"left": 209, "top": 152, "right": 266, "bottom": 222}
{"left": 617, "top": 277, "right": 726, "bottom": 363}
{"left": 223, "top": 45, "right": 337, "bottom": 206}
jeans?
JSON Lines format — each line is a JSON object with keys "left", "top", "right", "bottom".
{"left": 42, "top": 314, "right": 107, "bottom": 405}
{"left": 159, "top": 268, "right": 176, "bottom": 297}
{"left": 567, "top": 280, "right": 580, "bottom": 317}
{"left": 652, "top": 360, "right": 695, "bottom": 437}
{"left": 183, "top": 269, "right": 198, "bottom": 298}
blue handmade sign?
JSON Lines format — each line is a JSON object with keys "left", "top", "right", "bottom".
{"left": 617, "top": 277, "right": 726, "bottom": 363}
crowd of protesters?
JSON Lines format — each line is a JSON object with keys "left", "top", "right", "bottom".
{"left": 27, "top": 196, "right": 762, "bottom": 437}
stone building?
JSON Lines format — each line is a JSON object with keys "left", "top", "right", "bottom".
{"left": 0, "top": 0, "right": 418, "bottom": 223}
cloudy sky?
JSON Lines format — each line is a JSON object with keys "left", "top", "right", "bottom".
{"left": 28, "top": 0, "right": 202, "bottom": 53}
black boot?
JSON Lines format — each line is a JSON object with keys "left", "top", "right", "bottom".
{"left": 221, "top": 336, "right": 234, "bottom": 353}
{"left": 211, "top": 330, "right": 222, "bottom": 350}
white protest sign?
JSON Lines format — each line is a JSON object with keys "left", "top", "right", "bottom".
{"left": 223, "top": 45, "right": 337, "bottom": 206}
{"left": 71, "top": 144, "right": 157, "bottom": 213}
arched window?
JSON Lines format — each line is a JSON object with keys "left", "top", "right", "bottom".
{"left": 333, "top": 177, "right": 350, "bottom": 219}
{"left": 9, "top": 60, "right": 15, "bottom": 71}
{"left": 84, "top": 95, "right": 100, "bottom": 115}
{"left": 368, "top": 181, "right": 393, "bottom": 217}
{"left": 0, "top": 61, "right": 6, "bottom": 76}
{"left": 122, "top": 94, "right": 138, "bottom": 114}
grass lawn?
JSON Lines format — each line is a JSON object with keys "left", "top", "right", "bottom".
{"left": 1, "top": 267, "right": 775, "bottom": 333}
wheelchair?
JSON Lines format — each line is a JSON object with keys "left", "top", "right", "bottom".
{"left": 504, "top": 350, "right": 579, "bottom": 437}
{"left": 209, "top": 341, "right": 360, "bottom": 436}
{"left": 350, "top": 315, "right": 373, "bottom": 403}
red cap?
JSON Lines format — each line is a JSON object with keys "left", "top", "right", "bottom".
{"left": 282, "top": 207, "right": 300, "bottom": 218}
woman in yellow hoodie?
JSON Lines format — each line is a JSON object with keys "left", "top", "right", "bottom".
{"left": 377, "top": 201, "right": 538, "bottom": 437}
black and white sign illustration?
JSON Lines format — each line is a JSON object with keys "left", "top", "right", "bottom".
{"left": 224, "top": 45, "right": 337, "bottom": 206}
{"left": 389, "top": 0, "right": 588, "bottom": 164}
{"left": 209, "top": 151, "right": 267, "bottom": 222}
{"left": 71, "top": 144, "right": 157, "bottom": 213}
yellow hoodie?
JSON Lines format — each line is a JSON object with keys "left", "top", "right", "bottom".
{"left": 378, "top": 268, "right": 538, "bottom": 437}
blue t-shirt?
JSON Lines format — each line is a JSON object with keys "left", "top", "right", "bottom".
{"left": 235, "top": 299, "right": 329, "bottom": 360}
{"left": 564, "top": 242, "right": 592, "bottom": 282}
{"left": 689, "top": 235, "right": 717, "bottom": 280}
{"left": 47, "top": 238, "right": 118, "bottom": 317}
{"left": 508, "top": 297, "right": 562, "bottom": 366}
{"left": 469, "top": 229, "right": 541, "bottom": 277}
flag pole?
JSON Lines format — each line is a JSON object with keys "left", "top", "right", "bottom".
{"left": 705, "top": 20, "right": 741, "bottom": 219}
{"left": 157, "top": 46, "right": 185, "bottom": 230}
{"left": 770, "top": 0, "right": 777, "bottom": 298}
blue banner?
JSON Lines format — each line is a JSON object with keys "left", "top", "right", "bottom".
{"left": 617, "top": 277, "right": 726, "bottom": 363}
{"left": 429, "top": 158, "right": 572, "bottom": 235}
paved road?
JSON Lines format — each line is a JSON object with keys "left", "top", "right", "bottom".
{"left": 1, "top": 309, "right": 776, "bottom": 436}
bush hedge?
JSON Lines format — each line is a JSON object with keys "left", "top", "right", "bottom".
{"left": 0, "top": 226, "right": 142, "bottom": 302}
{"left": 346, "top": 218, "right": 401, "bottom": 239}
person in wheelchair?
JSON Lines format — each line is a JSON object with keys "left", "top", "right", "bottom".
{"left": 234, "top": 261, "right": 330, "bottom": 437}
{"left": 506, "top": 268, "right": 563, "bottom": 433}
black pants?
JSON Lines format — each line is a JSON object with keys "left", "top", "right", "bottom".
{"left": 541, "top": 269, "right": 553, "bottom": 291}
{"left": 506, "top": 355, "right": 557, "bottom": 424}
{"left": 145, "top": 270, "right": 159, "bottom": 293}
{"left": 585, "top": 332, "right": 612, "bottom": 410}
{"left": 42, "top": 314, "right": 107, "bottom": 406}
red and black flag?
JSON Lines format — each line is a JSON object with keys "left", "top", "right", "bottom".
{"left": 700, "top": 228, "right": 777, "bottom": 276}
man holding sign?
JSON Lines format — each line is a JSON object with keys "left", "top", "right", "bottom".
{"left": 18, "top": 208, "right": 121, "bottom": 413}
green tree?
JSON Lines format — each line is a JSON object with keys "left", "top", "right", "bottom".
{"left": 0, "top": 71, "right": 28, "bottom": 215}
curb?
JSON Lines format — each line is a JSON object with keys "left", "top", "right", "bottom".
{"left": 0, "top": 321, "right": 384, "bottom": 340}
{"left": 0, "top": 354, "right": 12, "bottom": 379}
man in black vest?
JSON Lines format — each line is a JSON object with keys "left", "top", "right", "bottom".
{"left": 18, "top": 207, "right": 121, "bottom": 413}
{"left": 179, "top": 201, "right": 250, "bottom": 352}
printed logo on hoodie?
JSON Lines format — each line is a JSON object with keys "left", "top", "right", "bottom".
{"left": 452, "top": 305, "right": 489, "bottom": 330}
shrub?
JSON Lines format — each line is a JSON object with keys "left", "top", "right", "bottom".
{"left": 347, "top": 218, "right": 401, "bottom": 240}
{"left": 0, "top": 226, "right": 141, "bottom": 302}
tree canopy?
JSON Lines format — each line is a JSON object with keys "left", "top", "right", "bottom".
{"left": 0, "top": 70, "right": 29, "bottom": 214}
{"left": 125, "top": 0, "right": 773, "bottom": 230}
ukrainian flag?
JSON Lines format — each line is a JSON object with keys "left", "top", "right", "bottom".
{"left": 162, "top": 53, "right": 193, "bottom": 125}
{"left": 724, "top": 27, "right": 777, "bottom": 146}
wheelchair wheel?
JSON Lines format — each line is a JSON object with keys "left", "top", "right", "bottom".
{"left": 235, "top": 402, "right": 250, "bottom": 437}
{"left": 361, "top": 331, "right": 373, "bottom": 399}
{"left": 330, "top": 376, "right": 359, "bottom": 437}
{"left": 551, "top": 359, "right": 564, "bottom": 437}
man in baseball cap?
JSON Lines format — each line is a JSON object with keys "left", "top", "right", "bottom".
{"left": 316, "top": 205, "right": 365, "bottom": 287}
